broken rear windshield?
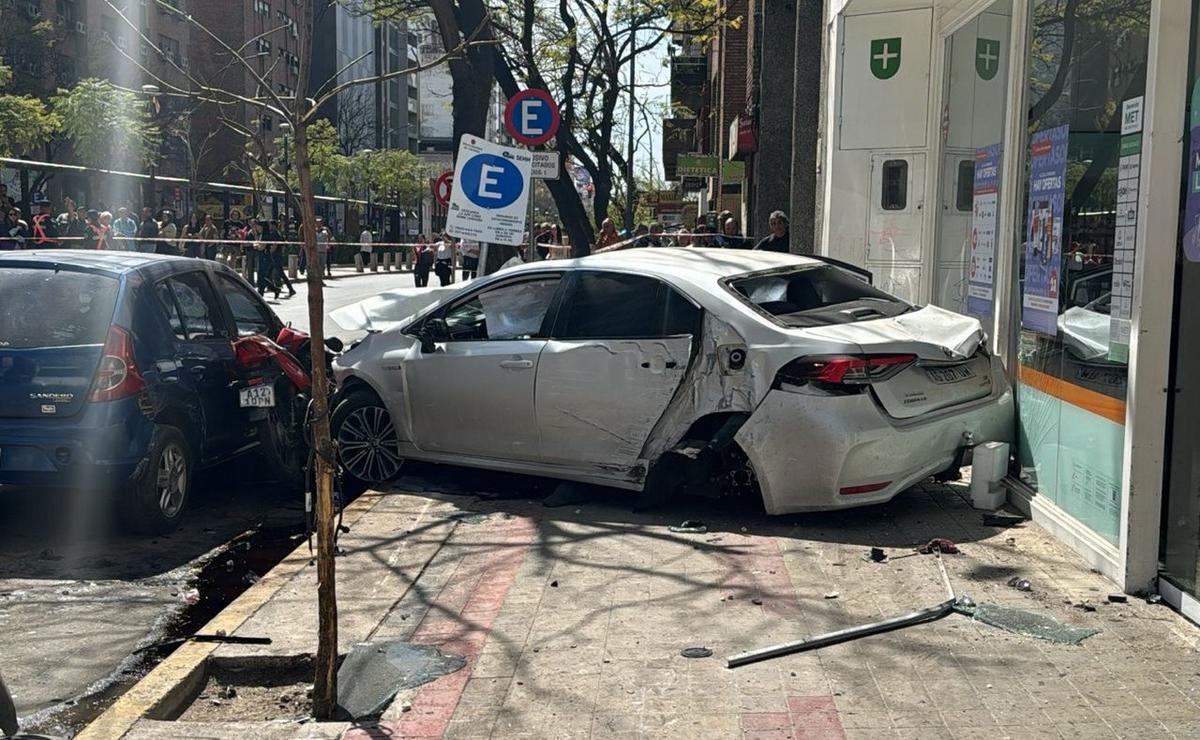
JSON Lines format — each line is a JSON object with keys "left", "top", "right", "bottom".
{"left": 727, "top": 265, "right": 910, "bottom": 327}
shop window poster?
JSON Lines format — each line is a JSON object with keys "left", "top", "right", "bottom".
{"left": 968, "top": 144, "right": 1002, "bottom": 319}
{"left": 1022, "top": 124, "right": 1069, "bottom": 336}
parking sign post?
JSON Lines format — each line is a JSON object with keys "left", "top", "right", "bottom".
{"left": 504, "top": 89, "right": 560, "bottom": 261}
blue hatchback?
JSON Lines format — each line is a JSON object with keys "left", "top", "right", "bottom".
{"left": 0, "top": 251, "right": 306, "bottom": 532}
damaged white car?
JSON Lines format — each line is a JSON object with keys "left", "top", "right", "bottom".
{"left": 329, "top": 249, "right": 1013, "bottom": 513}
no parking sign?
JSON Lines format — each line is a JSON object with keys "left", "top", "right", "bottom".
{"left": 504, "top": 89, "right": 560, "bottom": 146}
{"left": 445, "top": 134, "right": 532, "bottom": 246}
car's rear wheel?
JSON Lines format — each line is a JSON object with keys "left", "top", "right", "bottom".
{"left": 121, "top": 424, "right": 191, "bottom": 534}
{"left": 331, "top": 390, "right": 403, "bottom": 496}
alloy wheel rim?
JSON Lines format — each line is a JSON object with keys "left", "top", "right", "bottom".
{"left": 338, "top": 405, "right": 402, "bottom": 483}
{"left": 157, "top": 444, "right": 187, "bottom": 518}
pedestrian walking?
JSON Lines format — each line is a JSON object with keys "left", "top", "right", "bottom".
{"left": 434, "top": 232, "right": 455, "bottom": 286}
{"left": 137, "top": 206, "right": 159, "bottom": 253}
{"left": 58, "top": 197, "right": 87, "bottom": 245}
{"left": 198, "top": 213, "right": 220, "bottom": 259}
{"left": 244, "top": 218, "right": 263, "bottom": 287}
{"left": 112, "top": 207, "right": 137, "bottom": 250}
{"left": 358, "top": 224, "right": 373, "bottom": 270}
{"left": 754, "top": 211, "right": 791, "bottom": 253}
{"left": 413, "top": 235, "right": 434, "bottom": 287}
{"left": 1, "top": 207, "right": 29, "bottom": 250}
{"left": 595, "top": 218, "right": 619, "bottom": 251}
{"left": 223, "top": 209, "right": 245, "bottom": 264}
{"left": 181, "top": 212, "right": 204, "bottom": 257}
{"left": 716, "top": 218, "right": 748, "bottom": 249}
{"left": 314, "top": 217, "right": 333, "bottom": 280}
{"left": 269, "top": 218, "right": 296, "bottom": 297}
{"left": 30, "top": 197, "right": 60, "bottom": 247}
{"left": 156, "top": 210, "right": 178, "bottom": 255}
{"left": 459, "top": 238, "right": 480, "bottom": 280}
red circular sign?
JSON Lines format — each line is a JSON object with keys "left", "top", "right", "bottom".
{"left": 504, "top": 89, "right": 560, "bottom": 146}
{"left": 433, "top": 170, "right": 453, "bottom": 207}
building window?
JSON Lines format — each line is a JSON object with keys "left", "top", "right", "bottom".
{"left": 955, "top": 160, "right": 974, "bottom": 212}
{"left": 880, "top": 160, "right": 907, "bottom": 211}
{"left": 256, "top": 39, "right": 272, "bottom": 55}
{"left": 254, "top": 0, "right": 270, "bottom": 16}
{"left": 159, "top": 35, "right": 181, "bottom": 65}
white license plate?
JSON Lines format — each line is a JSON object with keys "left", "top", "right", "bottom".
{"left": 926, "top": 365, "right": 975, "bottom": 384}
{"left": 239, "top": 384, "right": 276, "bottom": 408}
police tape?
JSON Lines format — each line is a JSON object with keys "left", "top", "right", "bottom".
{"left": 17, "top": 235, "right": 572, "bottom": 251}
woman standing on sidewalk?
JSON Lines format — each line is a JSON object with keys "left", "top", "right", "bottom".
{"left": 413, "top": 234, "right": 434, "bottom": 287}
{"left": 434, "top": 232, "right": 455, "bottom": 287}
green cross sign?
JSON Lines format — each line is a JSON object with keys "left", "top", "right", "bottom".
{"left": 976, "top": 38, "right": 1001, "bottom": 81}
{"left": 870, "top": 38, "right": 902, "bottom": 80}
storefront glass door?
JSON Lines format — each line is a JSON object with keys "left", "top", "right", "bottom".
{"left": 1012, "top": 0, "right": 1150, "bottom": 545}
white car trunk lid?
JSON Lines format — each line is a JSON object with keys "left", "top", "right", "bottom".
{"left": 800, "top": 305, "right": 993, "bottom": 419}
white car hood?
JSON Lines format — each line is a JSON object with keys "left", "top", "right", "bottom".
{"left": 796, "top": 304, "right": 983, "bottom": 361}
{"left": 329, "top": 282, "right": 471, "bottom": 332}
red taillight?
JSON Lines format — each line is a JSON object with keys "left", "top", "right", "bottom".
{"left": 777, "top": 354, "right": 917, "bottom": 387}
{"left": 89, "top": 326, "right": 146, "bottom": 402}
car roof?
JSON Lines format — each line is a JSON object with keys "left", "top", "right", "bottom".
{"left": 0, "top": 250, "right": 214, "bottom": 278}
{"left": 514, "top": 247, "right": 821, "bottom": 286}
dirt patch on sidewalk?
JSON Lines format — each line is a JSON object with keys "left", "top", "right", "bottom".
{"left": 176, "top": 660, "right": 314, "bottom": 723}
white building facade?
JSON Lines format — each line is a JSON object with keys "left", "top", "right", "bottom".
{"left": 819, "top": 0, "right": 1200, "bottom": 618}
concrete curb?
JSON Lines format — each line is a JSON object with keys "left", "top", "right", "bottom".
{"left": 77, "top": 491, "right": 386, "bottom": 740}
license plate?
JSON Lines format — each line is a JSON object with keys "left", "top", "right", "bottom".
{"left": 239, "top": 384, "right": 276, "bottom": 407}
{"left": 926, "top": 365, "right": 975, "bottom": 384}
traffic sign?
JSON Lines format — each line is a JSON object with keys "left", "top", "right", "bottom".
{"left": 446, "top": 135, "right": 532, "bottom": 246}
{"left": 531, "top": 151, "right": 560, "bottom": 180}
{"left": 504, "top": 89, "right": 560, "bottom": 147}
{"left": 433, "top": 170, "right": 453, "bottom": 207}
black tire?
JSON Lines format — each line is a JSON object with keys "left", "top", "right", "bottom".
{"left": 258, "top": 382, "right": 306, "bottom": 491}
{"left": 120, "top": 424, "right": 192, "bottom": 534}
{"left": 331, "top": 389, "right": 404, "bottom": 494}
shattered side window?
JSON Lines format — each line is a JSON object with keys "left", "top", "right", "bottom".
{"left": 441, "top": 278, "right": 560, "bottom": 341}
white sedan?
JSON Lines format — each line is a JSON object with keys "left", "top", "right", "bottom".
{"left": 329, "top": 248, "right": 1013, "bottom": 513}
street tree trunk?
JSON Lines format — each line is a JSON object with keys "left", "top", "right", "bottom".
{"left": 296, "top": 0, "right": 339, "bottom": 720}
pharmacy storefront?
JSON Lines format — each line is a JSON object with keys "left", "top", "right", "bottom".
{"left": 823, "top": 0, "right": 1197, "bottom": 609}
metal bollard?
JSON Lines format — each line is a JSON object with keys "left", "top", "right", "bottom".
{"left": 288, "top": 253, "right": 299, "bottom": 279}
{"left": 354, "top": 252, "right": 364, "bottom": 273}
{"left": 383, "top": 252, "right": 392, "bottom": 272}
{"left": 370, "top": 252, "right": 379, "bottom": 272}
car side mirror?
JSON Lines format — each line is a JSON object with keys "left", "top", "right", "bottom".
{"left": 325, "top": 337, "right": 344, "bottom": 353}
{"left": 419, "top": 318, "right": 447, "bottom": 353}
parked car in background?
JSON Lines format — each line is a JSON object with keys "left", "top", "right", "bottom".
{"left": 0, "top": 251, "right": 309, "bottom": 533}
{"left": 330, "top": 248, "right": 1014, "bottom": 513}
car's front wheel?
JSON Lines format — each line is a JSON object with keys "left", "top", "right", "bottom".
{"left": 120, "top": 424, "right": 191, "bottom": 534}
{"left": 331, "top": 390, "right": 404, "bottom": 497}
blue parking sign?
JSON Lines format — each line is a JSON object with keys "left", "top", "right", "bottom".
{"left": 460, "top": 153, "right": 524, "bottom": 209}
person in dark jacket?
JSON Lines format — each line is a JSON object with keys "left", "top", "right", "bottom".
{"left": 30, "top": 197, "right": 60, "bottom": 247}
{"left": 754, "top": 210, "right": 791, "bottom": 253}
{"left": 1, "top": 207, "right": 30, "bottom": 250}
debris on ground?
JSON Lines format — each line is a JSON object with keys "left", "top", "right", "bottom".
{"left": 669, "top": 520, "right": 708, "bottom": 534}
{"left": 1075, "top": 601, "right": 1098, "bottom": 612}
{"left": 680, "top": 647, "right": 713, "bottom": 659}
{"left": 957, "top": 602, "right": 1100, "bottom": 644}
{"left": 751, "top": 598, "right": 763, "bottom": 606}
{"left": 868, "top": 547, "right": 888, "bottom": 563}
{"left": 179, "top": 588, "right": 200, "bottom": 605}
{"left": 982, "top": 512, "right": 1026, "bottom": 528}
{"left": 918, "top": 538, "right": 960, "bottom": 554}
{"left": 337, "top": 641, "right": 467, "bottom": 719}
{"left": 541, "top": 481, "right": 596, "bottom": 508}
{"left": 1007, "top": 576, "right": 1033, "bottom": 592}
{"left": 1108, "top": 593, "right": 1128, "bottom": 604}
{"left": 241, "top": 571, "right": 261, "bottom": 586}
{"left": 1146, "top": 593, "right": 1163, "bottom": 605}
{"left": 549, "top": 580, "right": 559, "bottom": 588}
{"left": 823, "top": 592, "right": 840, "bottom": 600}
